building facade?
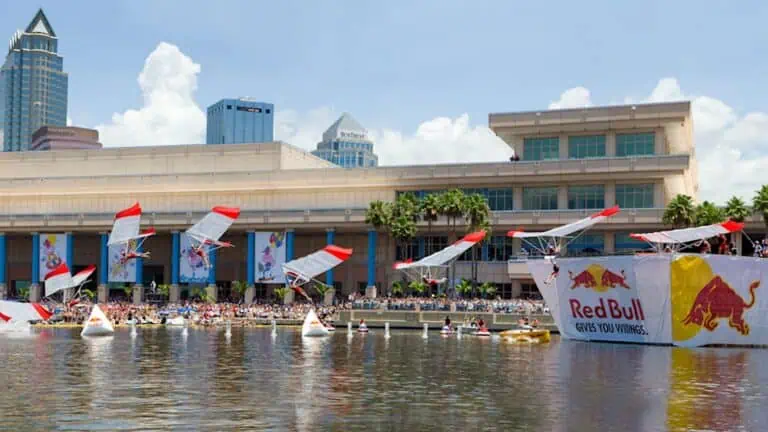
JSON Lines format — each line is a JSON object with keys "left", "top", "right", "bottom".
{"left": 1, "top": 9, "right": 68, "bottom": 152}
{"left": 312, "top": 113, "right": 379, "bottom": 168}
{"left": 29, "top": 126, "right": 102, "bottom": 151}
{"left": 0, "top": 102, "right": 724, "bottom": 304}
{"left": 206, "top": 98, "right": 274, "bottom": 145}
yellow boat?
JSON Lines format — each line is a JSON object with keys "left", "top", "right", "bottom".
{"left": 499, "top": 328, "right": 551, "bottom": 344}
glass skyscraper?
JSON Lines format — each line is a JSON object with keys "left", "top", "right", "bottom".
{"left": 1, "top": 9, "right": 68, "bottom": 152}
{"left": 312, "top": 113, "right": 379, "bottom": 168}
{"left": 206, "top": 98, "right": 274, "bottom": 144}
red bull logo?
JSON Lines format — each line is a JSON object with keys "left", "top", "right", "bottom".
{"left": 681, "top": 276, "right": 759, "bottom": 336}
{"left": 568, "top": 264, "right": 630, "bottom": 292}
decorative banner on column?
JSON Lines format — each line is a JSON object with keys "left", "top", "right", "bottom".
{"left": 108, "top": 241, "right": 137, "bottom": 283}
{"left": 255, "top": 232, "right": 286, "bottom": 284}
{"left": 39, "top": 233, "right": 68, "bottom": 281}
{"left": 179, "top": 233, "right": 209, "bottom": 283}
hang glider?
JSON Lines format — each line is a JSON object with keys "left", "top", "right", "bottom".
{"left": 0, "top": 301, "right": 53, "bottom": 324}
{"left": 108, "top": 203, "right": 155, "bottom": 263}
{"left": 394, "top": 231, "right": 486, "bottom": 286}
{"left": 44, "top": 263, "right": 96, "bottom": 298}
{"left": 630, "top": 220, "right": 744, "bottom": 252}
{"left": 282, "top": 245, "right": 353, "bottom": 301}
{"left": 507, "top": 206, "right": 620, "bottom": 255}
{"left": 185, "top": 206, "right": 240, "bottom": 268}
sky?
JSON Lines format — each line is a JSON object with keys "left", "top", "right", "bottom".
{"left": 0, "top": 1, "right": 767, "bottom": 204}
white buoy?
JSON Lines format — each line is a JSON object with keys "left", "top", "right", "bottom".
{"left": 457, "top": 326, "right": 462, "bottom": 340}
{"left": 347, "top": 322, "right": 353, "bottom": 336}
{"left": 225, "top": 320, "right": 232, "bottom": 338}
{"left": 130, "top": 322, "right": 137, "bottom": 338}
{"left": 422, "top": 323, "right": 429, "bottom": 339}
{"left": 384, "top": 322, "right": 391, "bottom": 339}
{"left": 181, "top": 322, "right": 188, "bottom": 338}
{"left": 271, "top": 319, "right": 277, "bottom": 336}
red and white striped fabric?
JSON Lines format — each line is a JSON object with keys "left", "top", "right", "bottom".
{"left": 507, "top": 206, "right": 620, "bottom": 239}
{"left": 395, "top": 231, "right": 486, "bottom": 269}
{"left": 282, "top": 245, "right": 353, "bottom": 285}
{"left": 0, "top": 300, "right": 53, "bottom": 323}
{"left": 186, "top": 206, "right": 241, "bottom": 246}
{"left": 44, "top": 264, "right": 96, "bottom": 297}
{"left": 107, "top": 203, "right": 155, "bottom": 245}
{"left": 630, "top": 220, "right": 744, "bottom": 245}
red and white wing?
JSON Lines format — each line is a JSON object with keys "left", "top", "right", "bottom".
{"left": 108, "top": 203, "right": 144, "bottom": 245}
{"left": 282, "top": 245, "right": 353, "bottom": 283}
{"left": 186, "top": 206, "right": 240, "bottom": 244}
{"left": 0, "top": 300, "right": 53, "bottom": 323}
{"left": 630, "top": 220, "right": 744, "bottom": 245}
{"left": 72, "top": 265, "right": 97, "bottom": 287}
{"left": 395, "top": 231, "right": 486, "bottom": 269}
{"left": 507, "top": 206, "right": 620, "bottom": 239}
{"left": 44, "top": 263, "right": 75, "bottom": 297}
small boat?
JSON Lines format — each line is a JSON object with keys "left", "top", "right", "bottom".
{"left": 440, "top": 325, "right": 454, "bottom": 335}
{"left": 357, "top": 323, "right": 369, "bottom": 333}
{"left": 302, "top": 309, "right": 329, "bottom": 337}
{"left": 499, "top": 328, "right": 551, "bottom": 344}
{"left": 325, "top": 324, "right": 336, "bottom": 332}
{"left": 475, "top": 326, "right": 491, "bottom": 337}
{"left": 81, "top": 305, "right": 114, "bottom": 337}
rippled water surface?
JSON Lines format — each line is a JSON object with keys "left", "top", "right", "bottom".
{"left": 1, "top": 327, "right": 768, "bottom": 431}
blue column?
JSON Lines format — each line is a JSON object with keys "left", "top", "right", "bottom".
{"left": 418, "top": 237, "right": 426, "bottom": 259}
{"left": 135, "top": 242, "right": 143, "bottom": 285}
{"left": 208, "top": 246, "right": 217, "bottom": 285}
{"left": 367, "top": 230, "right": 377, "bottom": 287}
{"left": 31, "top": 233, "right": 40, "bottom": 284}
{"left": 0, "top": 234, "right": 6, "bottom": 287}
{"left": 247, "top": 231, "right": 255, "bottom": 286}
{"left": 286, "top": 229, "right": 295, "bottom": 261}
{"left": 325, "top": 229, "right": 335, "bottom": 286}
{"left": 482, "top": 241, "right": 489, "bottom": 262}
{"left": 66, "top": 232, "right": 74, "bottom": 270}
{"left": 171, "top": 231, "right": 180, "bottom": 285}
{"left": 100, "top": 233, "right": 108, "bottom": 285}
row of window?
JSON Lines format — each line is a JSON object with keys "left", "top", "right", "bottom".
{"left": 523, "top": 132, "right": 657, "bottom": 161}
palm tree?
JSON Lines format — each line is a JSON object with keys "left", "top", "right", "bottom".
{"left": 419, "top": 193, "right": 441, "bottom": 232}
{"left": 409, "top": 280, "right": 428, "bottom": 297}
{"left": 313, "top": 282, "right": 332, "bottom": 303}
{"left": 753, "top": 185, "right": 768, "bottom": 232}
{"left": 391, "top": 214, "right": 418, "bottom": 260}
{"left": 455, "top": 279, "right": 472, "bottom": 298}
{"left": 724, "top": 196, "right": 750, "bottom": 222}
{"left": 695, "top": 201, "right": 726, "bottom": 226}
{"left": 439, "top": 189, "right": 466, "bottom": 237}
{"left": 662, "top": 194, "right": 696, "bottom": 227}
{"left": 231, "top": 281, "right": 248, "bottom": 302}
{"left": 274, "top": 287, "right": 290, "bottom": 303}
{"left": 391, "top": 281, "right": 404, "bottom": 297}
{"left": 462, "top": 193, "right": 491, "bottom": 289}
{"left": 123, "top": 285, "right": 134, "bottom": 300}
{"left": 478, "top": 282, "right": 497, "bottom": 299}
{"left": 365, "top": 200, "right": 392, "bottom": 230}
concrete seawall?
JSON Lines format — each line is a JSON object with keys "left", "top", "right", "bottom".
{"left": 338, "top": 310, "right": 557, "bottom": 332}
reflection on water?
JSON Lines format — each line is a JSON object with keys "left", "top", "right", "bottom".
{"left": 1, "top": 329, "right": 768, "bottom": 431}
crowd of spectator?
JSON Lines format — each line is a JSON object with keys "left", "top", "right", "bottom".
{"left": 348, "top": 296, "right": 549, "bottom": 314}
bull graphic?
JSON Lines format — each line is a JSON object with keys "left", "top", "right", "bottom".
{"left": 601, "top": 269, "right": 630, "bottom": 289}
{"left": 568, "top": 270, "right": 597, "bottom": 290}
{"left": 681, "top": 276, "right": 759, "bottom": 336}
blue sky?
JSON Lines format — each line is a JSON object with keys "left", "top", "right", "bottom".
{"left": 1, "top": 1, "right": 767, "bottom": 202}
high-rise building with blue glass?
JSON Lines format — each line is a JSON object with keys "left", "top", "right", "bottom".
{"left": 1, "top": 9, "right": 68, "bottom": 152}
{"left": 206, "top": 98, "right": 274, "bottom": 144}
{"left": 312, "top": 113, "right": 379, "bottom": 168}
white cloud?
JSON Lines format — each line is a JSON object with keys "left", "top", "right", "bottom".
{"left": 548, "top": 87, "right": 592, "bottom": 109}
{"left": 95, "top": 42, "right": 205, "bottom": 147}
{"left": 66, "top": 116, "right": 72, "bottom": 126}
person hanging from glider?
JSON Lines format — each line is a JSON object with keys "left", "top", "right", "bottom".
{"left": 108, "top": 203, "right": 155, "bottom": 264}
{"left": 44, "top": 263, "right": 96, "bottom": 303}
{"left": 394, "top": 231, "right": 487, "bottom": 287}
{"left": 282, "top": 245, "right": 354, "bottom": 303}
{"left": 184, "top": 206, "right": 241, "bottom": 269}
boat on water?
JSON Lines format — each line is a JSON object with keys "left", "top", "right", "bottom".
{"left": 499, "top": 328, "right": 551, "bottom": 343}
{"left": 512, "top": 206, "right": 767, "bottom": 348}
{"left": 325, "top": 324, "right": 336, "bottom": 332}
{"left": 302, "top": 309, "right": 329, "bottom": 337}
{"left": 475, "top": 327, "right": 491, "bottom": 337}
{"left": 81, "top": 305, "right": 114, "bottom": 337}
{"left": 440, "top": 325, "right": 454, "bottom": 335}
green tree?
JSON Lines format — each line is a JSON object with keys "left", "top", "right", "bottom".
{"left": 313, "top": 282, "right": 332, "bottom": 302}
{"left": 724, "top": 196, "right": 750, "bottom": 223}
{"left": 662, "top": 194, "right": 696, "bottom": 227}
{"left": 753, "top": 185, "right": 768, "bottom": 232}
{"left": 123, "top": 285, "right": 134, "bottom": 299}
{"left": 419, "top": 193, "right": 441, "bottom": 232}
{"left": 17, "top": 286, "right": 30, "bottom": 300}
{"left": 156, "top": 284, "right": 170, "bottom": 299}
{"left": 439, "top": 189, "right": 466, "bottom": 236}
{"left": 462, "top": 193, "right": 491, "bottom": 289}
{"left": 365, "top": 200, "right": 392, "bottom": 230}
{"left": 391, "top": 281, "right": 404, "bottom": 297}
{"left": 455, "top": 279, "right": 472, "bottom": 298}
{"left": 274, "top": 287, "right": 290, "bottom": 302}
{"left": 478, "top": 282, "right": 497, "bottom": 299}
{"left": 390, "top": 192, "right": 419, "bottom": 260}
{"left": 409, "top": 280, "right": 428, "bottom": 297}
{"left": 231, "top": 280, "right": 248, "bottom": 300}
{"left": 190, "top": 286, "right": 211, "bottom": 303}
{"left": 695, "top": 201, "right": 726, "bottom": 226}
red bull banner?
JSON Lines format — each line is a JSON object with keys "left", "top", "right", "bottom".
{"left": 528, "top": 254, "right": 768, "bottom": 347}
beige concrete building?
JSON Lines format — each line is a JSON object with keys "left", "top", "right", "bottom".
{"left": 0, "top": 101, "right": 744, "bottom": 303}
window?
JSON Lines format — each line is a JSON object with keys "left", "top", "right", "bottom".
{"left": 497, "top": 283, "right": 513, "bottom": 299}
{"left": 616, "top": 184, "right": 654, "bottom": 208}
{"left": 523, "top": 187, "right": 558, "bottom": 210}
{"left": 226, "top": 105, "right": 232, "bottom": 109}
{"left": 488, "top": 236, "right": 513, "bottom": 261}
{"left": 520, "top": 282, "right": 541, "bottom": 300}
{"left": 395, "top": 239, "right": 418, "bottom": 260}
{"left": 616, "top": 132, "right": 655, "bottom": 157}
{"left": 568, "top": 233, "right": 604, "bottom": 255}
{"left": 615, "top": 233, "right": 651, "bottom": 253}
{"left": 569, "top": 135, "right": 606, "bottom": 159}
{"left": 568, "top": 185, "right": 605, "bottom": 209}
{"left": 424, "top": 236, "right": 447, "bottom": 256}
{"left": 487, "top": 188, "right": 513, "bottom": 211}
{"left": 523, "top": 137, "right": 559, "bottom": 161}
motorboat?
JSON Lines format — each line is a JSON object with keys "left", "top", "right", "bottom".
{"left": 357, "top": 322, "right": 369, "bottom": 333}
{"left": 499, "top": 327, "right": 551, "bottom": 344}
{"left": 440, "top": 325, "right": 454, "bottom": 335}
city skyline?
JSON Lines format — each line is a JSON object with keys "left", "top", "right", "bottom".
{"left": 0, "top": 2, "right": 765, "bottom": 203}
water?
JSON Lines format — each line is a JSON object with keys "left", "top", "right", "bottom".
{"left": 1, "top": 328, "right": 767, "bottom": 431}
